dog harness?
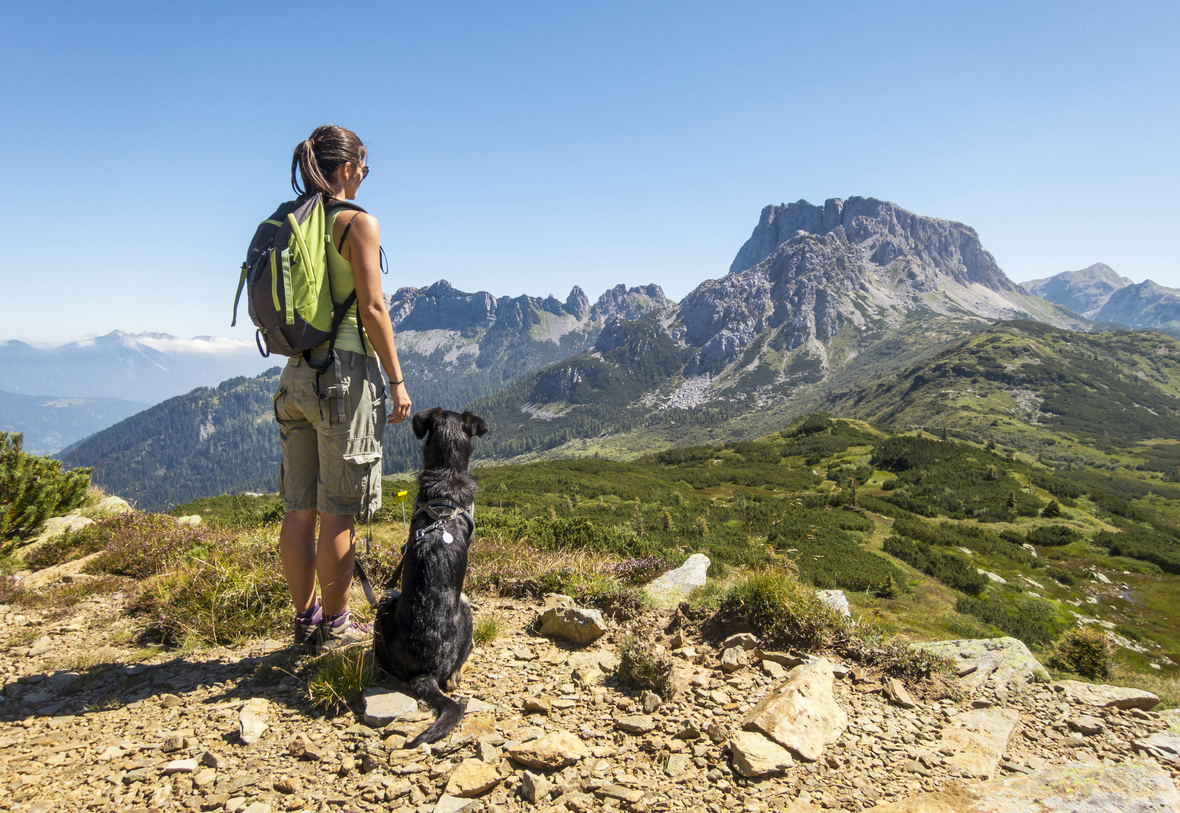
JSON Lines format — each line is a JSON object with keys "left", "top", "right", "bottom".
{"left": 412, "top": 499, "right": 475, "bottom": 543}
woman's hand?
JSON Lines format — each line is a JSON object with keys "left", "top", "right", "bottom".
{"left": 388, "top": 381, "right": 412, "bottom": 424}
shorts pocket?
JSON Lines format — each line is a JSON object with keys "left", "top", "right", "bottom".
{"left": 272, "top": 385, "right": 288, "bottom": 423}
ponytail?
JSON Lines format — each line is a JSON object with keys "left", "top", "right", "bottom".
{"left": 291, "top": 125, "right": 366, "bottom": 198}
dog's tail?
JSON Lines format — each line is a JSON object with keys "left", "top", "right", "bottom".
{"left": 405, "top": 674, "right": 465, "bottom": 749}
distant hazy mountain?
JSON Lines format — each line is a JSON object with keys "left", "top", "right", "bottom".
{"left": 1021, "top": 263, "right": 1132, "bottom": 317}
{"left": 1093, "top": 280, "right": 1180, "bottom": 335}
{"left": 60, "top": 281, "right": 673, "bottom": 508}
{"left": 0, "top": 390, "right": 148, "bottom": 455}
{"left": 0, "top": 331, "right": 274, "bottom": 404}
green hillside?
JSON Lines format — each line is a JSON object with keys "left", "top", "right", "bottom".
{"left": 364, "top": 412, "right": 1179, "bottom": 689}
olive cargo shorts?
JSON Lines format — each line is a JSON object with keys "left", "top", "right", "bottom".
{"left": 274, "top": 350, "right": 386, "bottom": 516}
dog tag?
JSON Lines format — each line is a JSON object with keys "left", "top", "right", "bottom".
{"left": 442, "top": 531, "right": 454, "bottom": 544}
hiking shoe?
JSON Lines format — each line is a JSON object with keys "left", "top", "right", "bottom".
{"left": 294, "top": 602, "right": 323, "bottom": 654}
{"left": 316, "top": 609, "right": 372, "bottom": 654}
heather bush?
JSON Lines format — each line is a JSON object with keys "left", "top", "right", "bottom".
{"left": 81, "top": 514, "right": 231, "bottom": 580}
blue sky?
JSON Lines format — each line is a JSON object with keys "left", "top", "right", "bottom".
{"left": 2, "top": 1, "right": 1177, "bottom": 345}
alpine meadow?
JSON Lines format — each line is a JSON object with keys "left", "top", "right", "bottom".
{"left": 9, "top": 196, "right": 1180, "bottom": 811}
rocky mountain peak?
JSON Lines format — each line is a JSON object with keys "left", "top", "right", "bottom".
{"left": 1021, "top": 264, "right": 1132, "bottom": 318}
{"left": 729, "top": 197, "right": 1013, "bottom": 293}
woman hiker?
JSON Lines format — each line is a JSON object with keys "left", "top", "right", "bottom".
{"left": 274, "top": 124, "right": 412, "bottom": 653}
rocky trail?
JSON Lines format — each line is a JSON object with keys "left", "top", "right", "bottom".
{"left": 3, "top": 584, "right": 1180, "bottom": 813}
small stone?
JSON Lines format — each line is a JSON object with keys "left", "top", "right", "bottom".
{"left": 615, "top": 714, "right": 656, "bottom": 734}
{"left": 193, "top": 768, "right": 217, "bottom": 788}
{"left": 885, "top": 678, "right": 917, "bottom": 709}
{"left": 520, "top": 770, "right": 553, "bottom": 804}
{"left": 538, "top": 607, "right": 608, "bottom": 645}
{"left": 432, "top": 795, "right": 480, "bottom": 813}
{"left": 594, "top": 785, "right": 643, "bottom": 804}
{"left": 162, "top": 735, "right": 185, "bottom": 753}
{"left": 720, "top": 646, "right": 748, "bottom": 673}
{"left": 200, "top": 750, "right": 225, "bottom": 768}
{"left": 274, "top": 776, "right": 302, "bottom": 794}
{"left": 163, "top": 758, "right": 198, "bottom": 775}
{"left": 507, "top": 731, "right": 590, "bottom": 771}
{"left": 640, "top": 690, "right": 662, "bottom": 714}
{"left": 340, "top": 755, "right": 356, "bottom": 775}
{"left": 729, "top": 731, "right": 794, "bottom": 778}
{"left": 1067, "top": 715, "right": 1105, "bottom": 736}
{"left": 523, "top": 696, "right": 552, "bottom": 714}
{"left": 238, "top": 700, "right": 268, "bottom": 745}
{"left": 444, "top": 758, "right": 500, "bottom": 797}
{"left": 723, "top": 633, "right": 759, "bottom": 651}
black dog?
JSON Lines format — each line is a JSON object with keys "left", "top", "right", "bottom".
{"left": 374, "top": 408, "right": 488, "bottom": 748}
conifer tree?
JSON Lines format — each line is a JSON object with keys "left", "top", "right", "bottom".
{"left": 1, "top": 432, "right": 92, "bottom": 541}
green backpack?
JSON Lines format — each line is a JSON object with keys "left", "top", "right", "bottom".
{"left": 232, "top": 193, "right": 366, "bottom": 359}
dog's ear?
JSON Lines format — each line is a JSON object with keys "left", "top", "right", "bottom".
{"left": 462, "top": 412, "right": 489, "bottom": 437}
{"left": 412, "top": 408, "right": 442, "bottom": 440}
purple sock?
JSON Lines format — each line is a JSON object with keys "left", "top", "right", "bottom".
{"left": 323, "top": 609, "right": 350, "bottom": 629}
{"left": 296, "top": 602, "right": 323, "bottom": 626}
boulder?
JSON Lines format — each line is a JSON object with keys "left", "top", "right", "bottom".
{"left": 938, "top": 708, "right": 1020, "bottom": 779}
{"left": 913, "top": 638, "right": 1047, "bottom": 696}
{"left": 538, "top": 607, "right": 607, "bottom": 645}
{"left": 1054, "top": 679, "right": 1160, "bottom": 711}
{"left": 862, "top": 759, "right": 1180, "bottom": 812}
{"left": 742, "top": 658, "right": 847, "bottom": 762}
{"left": 645, "top": 553, "right": 710, "bottom": 606}
{"left": 816, "top": 589, "right": 851, "bottom": 619}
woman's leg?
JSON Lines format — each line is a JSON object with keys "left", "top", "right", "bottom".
{"left": 279, "top": 509, "right": 319, "bottom": 613}
{"left": 317, "top": 512, "right": 356, "bottom": 617}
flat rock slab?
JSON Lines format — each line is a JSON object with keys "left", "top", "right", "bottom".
{"left": 537, "top": 607, "right": 607, "bottom": 645}
{"left": 939, "top": 707, "right": 1020, "bottom": 779}
{"left": 743, "top": 657, "right": 847, "bottom": 762}
{"left": 1134, "top": 731, "right": 1180, "bottom": 764}
{"left": 362, "top": 688, "right": 418, "bottom": 727}
{"left": 729, "top": 730, "right": 795, "bottom": 778}
{"left": 1054, "top": 679, "right": 1160, "bottom": 711}
{"left": 862, "top": 758, "right": 1180, "bottom": 812}
{"left": 913, "top": 638, "right": 1047, "bottom": 696}
{"left": 645, "top": 553, "right": 710, "bottom": 606}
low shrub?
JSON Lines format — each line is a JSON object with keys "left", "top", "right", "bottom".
{"left": 1046, "top": 627, "right": 1113, "bottom": 679}
{"left": 618, "top": 634, "right": 676, "bottom": 698}
{"left": 719, "top": 567, "right": 847, "bottom": 651}
{"left": 307, "top": 646, "right": 377, "bottom": 711}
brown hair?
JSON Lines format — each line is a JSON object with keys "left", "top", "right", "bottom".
{"left": 290, "top": 124, "right": 367, "bottom": 198}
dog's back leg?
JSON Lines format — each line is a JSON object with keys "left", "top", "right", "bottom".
{"left": 406, "top": 674, "right": 465, "bottom": 748}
